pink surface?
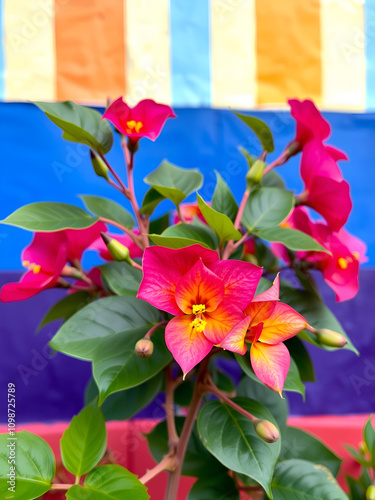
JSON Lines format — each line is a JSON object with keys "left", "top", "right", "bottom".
{"left": 0, "top": 415, "right": 369, "bottom": 499}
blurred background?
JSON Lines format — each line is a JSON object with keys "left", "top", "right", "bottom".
{"left": 0, "top": 0, "right": 374, "bottom": 423}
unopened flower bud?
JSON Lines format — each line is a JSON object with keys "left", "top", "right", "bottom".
{"left": 100, "top": 233, "right": 132, "bottom": 263}
{"left": 135, "top": 338, "right": 154, "bottom": 358}
{"left": 359, "top": 440, "right": 369, "bottom": 455}
{"left": 314, "top": 328, "right": 347, "bottom": 348}
{"left": 90, "top": 150, "right": 109, "bottom": 180}
{"left": 285, "top": 140, "right": 301, "bottom": 158}
{"left": 246, "top": 160, "right": 265, "bottom": 188}
{"left": 366, "top": 485, "right": 375, "bottom": 500}
{"left": 253, "top": 419, "right": 279, "bottom": 443}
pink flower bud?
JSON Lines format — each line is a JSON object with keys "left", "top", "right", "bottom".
{"left": 253, "top": 419, "right": 279, "bottom": 443}
{"left": 315, "top": 329, "right": 347, "bottom": 348}
{"left": 135, "top": 338, "right": 154, "bottom": 358}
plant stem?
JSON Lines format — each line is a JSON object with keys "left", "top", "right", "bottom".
{"left": 222, "top": 189, "right": 250, "bottom": 260}
{"left": 99, "top": 153, "right": 129, "bottom": 196}
{"left": 98, "top": 217, "right": 143, "bottom": 248}
{"left": 50, "top": 484, "right": 72, "bottom": 490}
{"left": 139, "top": 455, "right": 176, "bottom": 485}
{"left": 145, "top": 321, "right": 169, "bottom": 339}
{"left": 165, "top": 364, "right": 180, "bottom": 449}
{"left": 263, "top": 150, "right": 288, "bottom": 176}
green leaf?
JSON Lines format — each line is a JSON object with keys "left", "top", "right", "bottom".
{"left": 140, "top": 188, "right": 166, "bottom": 216}
{"left": 294, "top": 267, "right": 321, "bottom": 299}
{"left": 146, "top": 417, "right": 226, "bottom": 478}
{"left": 344, "top": 444, "right": 371, "bottom": 467}
{"left": 235, "top": 352, "right": 305, "bottom": 399}
{"left": 280, "top": 427, "right": 341, "bottom": 477}
{"left": 93, "top": 326, "right": 172, "bottom": 404}
{"left": 99, "top": 261, "right": 142, "bottom": 296}
{"left": 80, "top": 195, "right": 135, "bottom": 229}
{"left": 61, "top": 404, "right": 107, "bottom": 476}
{"left": 345, "top": 475, "right": 366, "bottom": 500}
{"left": 187, "top": 475, "right": 239, "bottom": 500}
{"left": 144, "top": 160, "right": 203, "bottom": 206}
{"left": 197, "top": 194, "right": 241, "bottom": 245}
{"left": 262, "top": 170, "right": 286, "bottom": 189}
{"left": 237, "top": 377, "right": 288, "bottom": 433}
{"left": 174, "top": 380, "right": 195, "bottom": 407}
{"left": 234, "top": 112, "right": 274, "bottom": 153}
{"left": 50, "top": 296, "right": 159, "bottom": 360}
{"left": 270, "top": 459, "right": 348, "bottom": 499}
{"left": 211, "top": 171, "right": 238, "bottom": 222}
{"left": 280, "top": 283, "right": 358, "bottom": 354}
{"left": 284, "top": 336, "right": 315, "bottom": 382}
{"left": 85, "top": 373, "right": 163, "bottom": 421}
{"left": 364, "top": 416, "right": 375, "bottom": 456}
{"left": 66, "top": 464, "right": 149, "bottom": 500}
{"left": 197, "top": 398, "right": 280, "bottom": 498}
{"left": 1, "top": 202, "right": 98, "bottom": 231}
{"left": 34, "top": 101, "right": 113, "bottom": 155}
{"left": 0, "top": 431, "right": 55, "bottom": 499}
{"left": 242, "top": 188, "right": 294, "bottom": 232}
{"left": 149, "top": 223, "right": 217, "bottom": 250}
{"left": 255, "top": 226, "right": 329, "bottom": 253}
{"left": 38, "top": 291, "right": 93, "bottom": 330}
{"left": 254, "top": 239, "right": 279, "bottom": 270}
{"left": 149, "top": 213, "right": 170, "bottom": 234}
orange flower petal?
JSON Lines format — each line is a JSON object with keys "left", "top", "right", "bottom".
{"left": 250, "top": 342, "right": 290, "bottom": 395}
{"left": 259, "top": 302, "right": 309, "bottom": 345}
{"left": 221, "top": 315, "right": 251, "bottom": 354}
{"left": 203, "top": 301, "right": 245, "bottom": 345}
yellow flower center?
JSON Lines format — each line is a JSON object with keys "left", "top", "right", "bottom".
{"left": 126, "top": 120, "right": 143, "bottom": 134}
{"left": 337, "top": 257, "right": 348, "bottom": 270}
{"left": 190, "top": 317, "right": 207, "bottom": 333}
{"left": 192, "top": 304, "right": 206, "bottom": 314}
{"left": 22, "top": 260, "right": 41, "bottom": 274}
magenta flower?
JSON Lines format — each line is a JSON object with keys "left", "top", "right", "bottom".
{"left": 288, "top": 99, "right": 331, "bottom": 152}
{"left": 172, "top": 202, "right": 206, "bottom": 225}
{"left": 297, "top": 139, "right": 352, "bottom": 231}
{"left": 0, "top": 232, "right": 68, "bottom": 302}
{"left": 89, "top": 230, "right": 143, "bottom": 261}
{"left": 102, "top": 98, "right": 176, "bottom": 144}
{"left": 137, "top": 245, "right": 262, "bottom": 375}
{"left": 273, "top": 207, "right": 367, "bottom": 302}
{"left": 64, "top": 221, "right": 107, "bottom": 263}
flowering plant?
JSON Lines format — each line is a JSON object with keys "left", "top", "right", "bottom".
{"left": 0, "top": 97, "right": 366, "bottom": 499}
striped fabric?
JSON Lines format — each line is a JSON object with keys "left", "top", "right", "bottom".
{"left": 0, "top": 0, "right": 372, "bottom": 110}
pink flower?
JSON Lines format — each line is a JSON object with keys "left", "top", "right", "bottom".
{"left": 297, "top": 139, "right": 352, "bottom": 231}
{"left": 64, "top": 222, "right": 107, "bottom": 263}
{"left": 221, "top": 276, "right": 309, "bottom": 395}
{"left": 102, "top": 98, "right": 176, "bottom": 144}
{"left": 172, "top": 203, "right": 206, "bottom": 225}
{"left": 137, "top": 245, "right": 262, "bottom": 375}
{"left": 273, "top": 207, "right": 367, "bottom": 302}
{"left": 288, "top": 99, "right": 330, "bottom": 152}
{"left": 89, "top": 231, "right": 143, "bottom": 261}
{"left": 0, "top": 232, "right": 68, "bottom": 302}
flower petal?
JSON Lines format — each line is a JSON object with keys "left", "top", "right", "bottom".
{"left": 22, "top": 232, "right": 68, "bottom": 274}
{"left": 301, "top": 139, "right": 343, "bottom": 187}
{"left": 203, "top": 301, "right": 245, "bottom": 344}
{"left": 221, "top": 315, "right": 251, "bottom": 354}
{"left": 258, "top": 303, "right": 309, "bottom": 344}
{"left": 252, "top": 274, "right": 280, "bottom": 302}
{"left": 251, "top": 342, "right": 290, "bottom": 395}
{"left": 165, "top": 315, "right": 214, "bottom": 375}
{"left": 65, "top": 221, "right": 107, "bottom": 262}
{"left": 244, "top": 301, "right": 277, "bottom": 325}
{"left": 0, "top": 270, "right": 55, "bottom": 302}
{"left": 175, "top": 259, "right": 224, "bottom": 313}
{"left": 209, "top": 260, "right": 262, "bottom": 309}
{"left": 137, "top": 245, "right": 219, "bottom": 315}
{"left": 288, "top": 99, "right": 331, "bottom": 146}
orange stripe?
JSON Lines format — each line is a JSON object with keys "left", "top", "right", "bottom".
{"left": 54, "top": 0, "right": 126, "bottom": 103}
{"left": 255, "top": 0, "right": 322, "bottom": 106}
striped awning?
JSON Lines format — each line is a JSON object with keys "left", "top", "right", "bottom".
{"left": 0, "top": 0, "right": 373, "bottom": 110}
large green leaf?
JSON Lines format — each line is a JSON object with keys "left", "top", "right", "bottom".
{"left": 99, "top": 261, "right": 142, "bottom": 296}
{"left": 262, "top": 170, "right": 286, "bottom": 189}
{"left": 50, "top": 296, "right": 159, "bottom": 360}
{"left": 80, "top": 195, "right": 135, "bottom": 229}
{"left": 0, "top": 431, "right": 55, "bottom": 500}
{"left": 61, "top": 404, "right": 107, "bottom": 476}
{"left": 38, "top": 291, "right": 93, "bottom": 330}
{"left": 85, "top": 373, "right": 163, "bottom": 421}
{"left": 242, "top": 188, "right": 294, "bottom": 232}
{"left": 280, "top": 427, "right": 341, "bottom": 477}
{"left": 144, "top": 160, "right": 203, "bottom": 206}
{"left": 255, "top": 226, "right": 329, "bottom": 253}
{"left": 149, "top": 223, "right": 217, "bottom": 250}
{"left": 187, "top": 475, "right": 239, "bottom": 500}
{"left": 211, "top": 171, "right": 238, "bottom": 222}
{"left": 146, "top": 417, "right": 226, "bottom": 478}
{"left": 197, "top": 398, "right": 281, "bottom": 498}
{"left": 140, "top": 188, "right": 166, "bottom": 216}
{"left": 270, "top": 459, "right": 348, "bottom": 499}
{"left": 345, "top": 475, "right": 366, "bottom": 500}
{"left": 235, "top": 352, "right": 305, "bottom": 399}
{"left": 237, "top": 377, "right": 288, "bottom": 433}
{"left": 34, "top": 101, "right": 113, "bottom": 154}
{"left": 280, "top": 284, "right": 358, "bottom": 354}
{"left": 197, "top": 194, "right": 241, "bottom": 245}
{"left": 93, "top": 326, "right": 172, "bottom": 404}
{"left": 1, "top": 202, "right": 98, "bottom": 231}
{"left": 284, "top": 336, "right": 315, "bottom": 382}
{"left": 234, "top": 112, "right": 274, "bottom": 153}
{"left": 148, "top": 213, "right": 170, "bottom": 235}
{"left": 66, "top": 464, "right": 149, "bottom": 500}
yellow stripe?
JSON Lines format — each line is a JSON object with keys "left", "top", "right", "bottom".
{"left": 125, "top": 0, "right": 171, "bottom": 106}
{"left": 320, "top": 0, "right": 366, "bottom": 111}
{"left": 3, "top": 0, "right": 55, "bottom": 101}
{"left": 211, "top": 0, "right": 256, "bottom": 109}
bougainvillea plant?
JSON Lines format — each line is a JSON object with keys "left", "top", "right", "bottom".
{"left": 0, "top": 97, "right": 367, "bottom": 500}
